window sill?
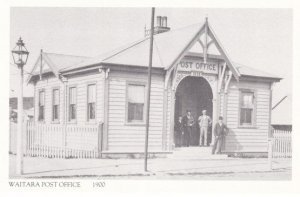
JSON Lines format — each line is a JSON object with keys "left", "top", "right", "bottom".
{"left": 125, "top": 122, "right": 146, "bottom": 126}
{"left": 238, "top": 126, "right": 258, "bottom": 129}
{"left": 51, "top": 121, "right": 60, "bottom": 124}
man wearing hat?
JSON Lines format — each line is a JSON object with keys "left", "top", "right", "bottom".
{"left": 198, "top": 109, "right": 212, "bottom": 146}
{"left": 182, "top": 110, "right": 194, "bottom": 147}
{"left": 212, "top": 116, "right": 228, "bottom": 154}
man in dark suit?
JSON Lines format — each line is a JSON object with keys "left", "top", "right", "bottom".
{"left": 182, "top": 110, "right": 194, "bottom": 147}
{"left": 174, "top": 116, "right": 184, "bottom": 147}
{"left": 212, "top": 116, "right": 228, "bottom": 154}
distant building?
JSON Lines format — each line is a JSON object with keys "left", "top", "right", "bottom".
{"left": 9, "top": 97, "right": 34, "bottom": 122}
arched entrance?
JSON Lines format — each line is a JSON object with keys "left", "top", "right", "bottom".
{"left": 174, "top": 76, "right": 213, "bottom": 147}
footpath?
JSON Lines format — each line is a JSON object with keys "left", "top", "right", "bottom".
{"left": 9, "top": 147, "right": 291, "bottom": 180}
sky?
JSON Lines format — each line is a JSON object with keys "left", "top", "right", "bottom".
{"left": 10, "top": 8, "right": 292, "bottom": 115}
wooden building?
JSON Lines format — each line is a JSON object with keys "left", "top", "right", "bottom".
{"left": 28, "top": 17, "right": 281, "bottom": 155}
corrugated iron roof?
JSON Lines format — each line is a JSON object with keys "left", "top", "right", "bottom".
{"left": 63, "top": 23, "right": 204, "bottom": 71}
{"left": 30, "top": 52, "right": 90, "bottom": 75}
{"left": 44, "top": 52, "right": 90, "bottom": 72}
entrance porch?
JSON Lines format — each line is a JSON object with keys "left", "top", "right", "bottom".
{"left": 174, "top": 75, "right": 216, "bottom": 147}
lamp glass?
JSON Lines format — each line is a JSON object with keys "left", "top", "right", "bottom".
{"left": 11, "top": 38, "right": 29, "bottom": 67}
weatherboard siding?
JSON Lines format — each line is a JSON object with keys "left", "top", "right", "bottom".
{"left": 33, "top": 70, "right": 273, "bottom": 154}
{"left": 165, "top": 83, "right": 172, "bottom": 150}
{"left": 34, "top": 76, "right": 63, "bottom": 124}
{"left": 107, "top": 71, "right": 164, "bottom": 152}
{"left": 66, "top": 72, "right": 105, "bottom": 125}
{"left": 34, "top": 72, "right": 105, "bottom": 125}
{"left": 224, "top": 80, "right": 271, "bottom": 152}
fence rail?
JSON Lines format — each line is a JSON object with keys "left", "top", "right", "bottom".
{"left": 25, "top": 121, "right": 103, "bottom": 159}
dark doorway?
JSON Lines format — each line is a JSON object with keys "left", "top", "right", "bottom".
{"left": 174, "top": 76, "right": 213, "bottom": 146}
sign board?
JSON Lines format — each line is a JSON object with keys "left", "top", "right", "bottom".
{"left": 177, "top": 60, "right": 219, "bottom": 74}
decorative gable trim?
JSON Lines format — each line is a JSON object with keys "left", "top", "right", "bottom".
{"left": 165, "top": 18, "right": 241, "bottom": 89}
{"left": 27, "top": 50, "right": 61, "bottom": 84}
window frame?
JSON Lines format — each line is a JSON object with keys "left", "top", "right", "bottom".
{"left": 86, "top": 82, "right": 97, "bottom": 123}
{"left": 38, "top": 89, "right": 45, "bottom": 122}
{"left": 125, "top": 81, "right": 147, "bottom": 126}
{"left": 68, "top": 85, "right": 77, "bottom": 123}
{"left": 238, "top": 89, "right": 257, "bottom": 128}
{"left": 51, "top": 87, "right": 60, "bottom": 123}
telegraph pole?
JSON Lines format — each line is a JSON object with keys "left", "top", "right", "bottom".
{"left": 144, "top": 7, "right": 155, "bottom": 172}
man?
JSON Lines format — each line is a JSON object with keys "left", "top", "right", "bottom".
{"left": 174, "top": 116, "right": 184, "bottom": 147}
{"left": 212, "top": 116, "right": 228, "bottom": 154}
{"left": 198, "top": 110, "right": 212, "bottom": 146}
{"left": 182, "top": 110, "right": 194, "bottom": 147}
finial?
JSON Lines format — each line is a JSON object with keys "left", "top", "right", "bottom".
{"left": 16, "top": 37, "right": 24, "bottom": 46}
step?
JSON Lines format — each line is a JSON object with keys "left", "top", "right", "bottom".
{"left": 167, "top": 147, "right": 228, "bottom": 159}
{"left": 168, "top": 154, "right": 228, "bottom": 160}
{"left": 168, "top": 153, "right": 228, "bottom": 160}
{"left": 172, "top": 147, "right": 213, "bottom": 154}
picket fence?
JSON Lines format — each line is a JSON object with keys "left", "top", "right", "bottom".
{"left": 25, "top": 121, "right": 103, "bottom": 159}
{"left": 270, "top": 129, "right": 292, "bottom": 158}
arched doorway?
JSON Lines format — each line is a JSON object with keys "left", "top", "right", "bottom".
{"left": 174, "top": 76, "right": 213, "bottom": 147}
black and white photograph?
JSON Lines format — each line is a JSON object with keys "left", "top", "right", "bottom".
{"left": 1, "top": 0, "right": 300, "bottom": 196}
{"left": 8, "top": 6, "right": 293, "bottom": 180}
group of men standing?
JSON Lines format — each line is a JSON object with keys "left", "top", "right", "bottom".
{"left": 175, "top": 109, "right": 228, "bottom": 154}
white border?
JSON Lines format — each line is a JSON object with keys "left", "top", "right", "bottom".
{"left": 1, "top": 0, "right": 299, "bottom": 196}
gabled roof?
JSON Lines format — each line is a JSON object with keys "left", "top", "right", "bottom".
{"left": 27, "top": 52, "right": 90, "bottom": 82}
{"left": 30, "top": 52, "right": 90, "bottom": 75}
{"left": 63, "top": 23, "right": 204, "bottom": 71}
{"left": 43, "top": 53, "right": 90, "bottom": 71}
{"left": 28, "top": 20, "right": 282, "bottom": 82}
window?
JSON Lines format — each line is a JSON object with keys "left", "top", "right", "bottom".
{"left": 69, "top": 87, "right": 77, "bottom": 121}
{"left": 87, "top": 84, "right": 96, "bottom": 121}
{"left": 38, "top": 90, "right": 45, "bottom": 121}
{"left": 127, "top": 84, "right": 145, "bottom": 123}
{"left": 240, "top": 91, "right": 255, "bottom": 126}
{"left": 52, "top": 89, "right": 59, "bottom": 122}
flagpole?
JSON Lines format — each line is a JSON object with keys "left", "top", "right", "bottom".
{"left": 144, "top": 7, "right": 155, "bottom": 172}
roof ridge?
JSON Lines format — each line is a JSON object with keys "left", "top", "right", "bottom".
{"left": 100, "top": 24, "right": 202, "bottom": 62}
{"left": 102, "top": 37, "right": 149, "bottom": 62}
{"left": 60, "top": 22, "right": 204, "bottom": 70}
{"left": 43, "top": 52, "right": 91, "bottom": 58}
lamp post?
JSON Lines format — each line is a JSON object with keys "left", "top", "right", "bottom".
{"left": 11, "top": 37, "right": 29, "bottom": 175}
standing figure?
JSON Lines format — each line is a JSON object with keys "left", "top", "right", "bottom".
{"left": 174, "top": 116, "right": 184, "bottom": 147}
{"left": 198, "top": 110, "right": 212, "bottom": 146}
{"left": 212, "top": 116, "right": 228, "bottom": 154}
{"left": 182, "top": 110, "right": 194, "bottom": 147}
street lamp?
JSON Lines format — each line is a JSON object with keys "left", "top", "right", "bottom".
{"left": 11, "top": 37, "right": 29, "bottom": 175}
